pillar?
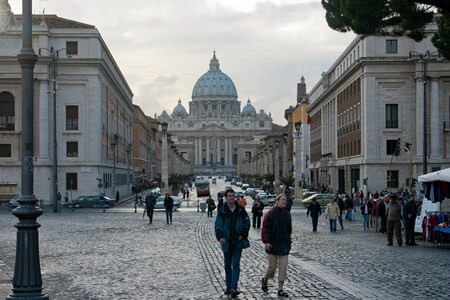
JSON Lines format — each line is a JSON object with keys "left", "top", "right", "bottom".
{"left": 225, "top": 138, "right": 229, "bottom": 166}
{"left": 38, "top": 80, "right": 49, "bottom": 159}
{"left": 217, "top": 137, "right": 221, "bottom": 163}
{"left": 206, "top": 137, "right": 210, "bottom": 163}
{"left": 415, "top": 78, "right": 424, "bottom": 157}
{"left": 430, "top": 78, "right": 440, "bottom": 156}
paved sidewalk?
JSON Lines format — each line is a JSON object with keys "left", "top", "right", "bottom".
{"left": 0, "top": 259, "right": 12, "bottom": 298}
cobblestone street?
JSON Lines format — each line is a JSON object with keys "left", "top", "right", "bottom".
{"left": 0, "top": 186, "right": 449, "bottom": 299}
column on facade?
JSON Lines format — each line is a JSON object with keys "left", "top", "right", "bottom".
{"left": 199, "top": 138, "right": 203, "bottom": 165}
{"left": 282, "top": 141, "right": 288, "bottom": 177}
{"left": 275, "top": 144, "right": 280, "bottom": 186}
{"left": 206, "top": 137, "right": 210, "bottom": 163}
{"left": 224, "top": 138, "right": 229, "bottom": 165}
{"left": 217, "top": 137, "right": 221, "bottom": 163}
{"left": 228, "top": 137, "right": 233, "bottom": 166}
{"left": 269, "top": 148, "right": 274, "bottom": 174}
{"left": 194, "top": 138, "right": 198, "bottom": 164}
{"left": 415, "top": 77, "right": 424, "bottom": 157}
{"left": 430, "top": 78, "right": 440, "bottom": 156}
{"left": 39, "top": 80, "right": 49, "bottom": 159}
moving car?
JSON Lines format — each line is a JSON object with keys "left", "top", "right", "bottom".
{"left": 301, "top": 193, "right": 334, "bottom": 207}
{"left": 260, "top": 195, "right": 276, "bottom": 206}
{"left": 245, "top": 188, "right": 254, "bottom": 196}
{"left": 68, "top": 195, "right": 116, "bottom": 208}
{"left": 154, "top": 196, "right": 181, "bottom": 210}
{"left": 197, "top": 180, "right": 211, "bottom": 197}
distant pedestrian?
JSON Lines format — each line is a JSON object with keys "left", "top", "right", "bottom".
{"left": 335, "top": 193, "right": 345, "bottom": 230}
{"left": 251, "top": 196, "right": 264, "bottom": 228}
{"left": 404, "top": 196, "right": 418, "bottom": 246}
{"left": 65, "top": 192, "right": 68, "bottom": 203}
{"left": 261, "top": 194, "right": 292, "bottom": 297}
{"left": 372, "top": 199, "right": 379, "bottom": 231}
{"left": 344, "top": 195, "right": 353, "bottom": 220}
{"left": 378, "top": 196, "right": 388, "bottom": 234}
{"left": 326, "top": 197, "right": 340, "bottom": 232}
{"left": 217, "top": 195, "right": 224, "bottom": 211}
{"left": 186, "top": 189, "right": 190, "bottom": 199}
{"left": 182, "top": 187, "right": 186, "bottom": 200}
{"left": 116, "top": 190, "right": 120, "bottom": 204}
{"left": 360, "top": 198, "right": 372, "bottom": 231}
{"left": 285, "top": 189, "right": 293, "bottom": 212}
{"left": 215, "top": 189, "right": 250, "bottom": 298}
{"left": 386, "top": 194, "right": 402, "bottom": 246}
{"left": 307, "top": 198, "right": 322, "bottom": 232}
{"left": 145, "top": 192, "right": 156, "bottom": 224}
{"left": 56, "top": 191, "right": 62, "bottom": 203}
{"left": 164, "top": 193, "right": 174, "bottom": 224}
{"left": 206, "top": 196, "right": 216, "bottom": 217}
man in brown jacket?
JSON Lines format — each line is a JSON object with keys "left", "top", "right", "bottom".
{"left": 386, "top": 194, "right": 402, "bottom": 246}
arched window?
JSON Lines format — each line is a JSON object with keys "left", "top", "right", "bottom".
{"left": 0, "top": 92, "right": 14, "bottom": 131}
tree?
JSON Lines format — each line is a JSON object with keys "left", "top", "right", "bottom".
{"left": 322, "top": 0, "right": 450, "bottom": 59}
{"left": 168, "top": 173, "right": 182, "bottom": 194}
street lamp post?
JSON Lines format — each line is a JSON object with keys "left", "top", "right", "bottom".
{"left": 409, "top": 50, "right": 439, "bottom": 175}
{"left": 282, "top": 133, "right": 288, "bottom": 177}
{"left": 161, "top": 122, "right": 169, "bottom": 195}
{"left": 38, "top": 46, "right": 69, "bottom": 213}
{"left": 294, "top": 121, "right": 303, "bottom": 201}
{"left": 9, "top": 0, "right": 48, "bottom": 299}
{"left": 274, "top": 141, "right": 280, "bottom": 192}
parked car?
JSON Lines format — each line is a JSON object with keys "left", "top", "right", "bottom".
{"left": 301, "top": 193, "right": 334, "bottom": 207}
{"left": 245, "top": 188, "right": 254, "bottom": 196}
{"left": 154, "top": 196, "right": 181, "bottom": 210}
{"left": 212, "top": 177, "right": 217, "bottom": 184}
{"left": 234, "top": 191, "right": 244, "bottom": 199}
{"left": 225, "top": 185, "right": 232, "bottom": 191}
{"left": 257, "top": 192, "right": 267, "bottom": 199}
{"left": 8, "top": 194, "right": 20, "bottom": 208}
{"left": 260, "top": 195, "right": 276, "bottom": 206}
{"left": 68, "top": 195, "right": 116, "bottom": 209}
{"left": 241, "top": 183, "right": 249, "bottom": 190}
{"left": 235, "top": 181, "right": 243, "bottom": 187}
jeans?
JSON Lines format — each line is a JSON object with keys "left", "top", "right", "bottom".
{"left": 311, "top": 215, "right": 318, "bottom": 232}
{"left": 405, "top": 219, "right": 416, "bottom": 244}
{"left": 224, "top": 240, "right": 243, "bottom": 291}
{"left": 165, "top": 208, "right": 173, "bottom": 223}
{"left": 363, "top": 214, "right": 369, "bottom": 230}
{"left": 329, "top": 219, "right": 336, "bottom": 232}
{"left": 207, "top": 208, "right": 213, "bottom": 217}
{"left": 345, "top": 209, "right": 353, "bottom": 220}
{"left": 338, "top": 215, "right": 344, "bottom": 230}
{"left": 252, "top": 214, "right": 262, "bottom": 228}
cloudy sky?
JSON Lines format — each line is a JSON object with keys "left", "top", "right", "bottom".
{"left": 11, "top": 0, "right": 356, "bottom": 125}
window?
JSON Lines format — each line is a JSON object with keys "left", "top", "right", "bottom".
{"left": 66, "top": 173, "right": 78, "bottom": 190}
{"left": 67, "top": 142, "right": 78, "bottom": 157}
{"left": 0, "top": 92, "right": 14, "bottom": 131}
{"left": 0, "top": 144, "right": 12, "bottom": 157}
{"left": 66, "top": 41, "right": 78, "bottom": 55}
{"left": 386, "top": 140, "right": 398, "bottom": 155}
{"left": 387, "top": 170, "right": 399, "bottom": 188}
{"left": 259, "top": 121, "right": 264, "bottom": 128}
{"left": 386, "top": 104, "right": 398, "bottom": 128}
{"left": 66, "top": 105, "right": 79, "bottom": 130}
{"left": 386, "top": 40, "right": 398, "bottom": 54}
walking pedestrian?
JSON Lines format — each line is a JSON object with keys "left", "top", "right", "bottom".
{"left": 372, "top": 199, "right": 379, "bottom": 231}
{"left": 344, "top": 194, "right": 353, "bottom": 220}
{"left": 164, "top": 193, "right": 174, "bottom": 224}
{"left": 251, "top": 196, "right": 264, "bottom": 228}
{"left": 386, "top": 194, "right": 403, "bottom": 246}
{"left": 360, "top": 198, "right": 372, "bottom": 231}
{"left": 145, "top": 191, "right": 156, "bottom": 224}
{"left": 285, "top": 189, "right": 293, "bottom": 212}
{"left": 326, "top": 197, "right": 340, "bottom": 232}
{"left": 214, "top": 189, "right": 250, "bottom": 298}
{"left": 206, "top": 195, "right": 216, "bottom": 217}
{"left": 261, "top": 194, "right": 292, "bottom": 297}
{"left": 335, "top": 193, "right": 345, "bottom": 230}
{"left": 404, "top": 196, "right": 418, "bottom": 246}
{"left": 307, "top": 198, "right": 322, "bottom": 232}
{"left": 115, "top": 190, "right": 120, "bottom": 204}
{"left": 217, "top": 194, "right": 224, "bottom": 211}
{"left": 379, "top": 196, "right": 388, "bottom": 233}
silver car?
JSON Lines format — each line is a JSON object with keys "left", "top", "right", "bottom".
{"left": 154, "top": 196, "right": 181, "bottom": 210}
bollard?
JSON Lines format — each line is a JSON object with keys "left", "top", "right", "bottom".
{"left": 197, "top": 199, "right": 199, "bottom": 212}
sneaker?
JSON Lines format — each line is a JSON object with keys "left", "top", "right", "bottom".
{"left": 224, "top": 289, "right": 230, "bottom": 295}
{"left": 230, "top": 290, "right": 240, "bottom": 298}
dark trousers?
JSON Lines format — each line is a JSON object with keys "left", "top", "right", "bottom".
{"left": 405, "top": 219, "right": 416, "bottom": 244}
{"left": 207, "top": 208, "right": 213, "bottom": 217}
{"left": 311, "top": 215, "right": 318, "bottom": 232}
{"left": 147, "top": 207, "right": 154, "bottom": 224}
{"left": 252, "top": 214, "right": 261, "bottom": 228}
{"left": 380, "top": 217, "right": 387, "bottom": 233}
{"left": 387, "top": 220, "right": 402, "bottom": 245}
{"left": 165, "top": 208, "right": 173, "bottom": 223}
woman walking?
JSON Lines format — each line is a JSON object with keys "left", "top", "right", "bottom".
{"left": 251, "top": 196, "right": 265, "bottom": 228}
{"left": 261, "top": 194, "right": 292, "bottom": 297}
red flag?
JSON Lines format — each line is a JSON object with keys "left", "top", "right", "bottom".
{"left": 307, "top": 116, "right": 311, "bottom": 125}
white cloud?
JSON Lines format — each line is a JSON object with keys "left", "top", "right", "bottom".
{"left": 11, "top": 0, "right": 356, "bottom": 125}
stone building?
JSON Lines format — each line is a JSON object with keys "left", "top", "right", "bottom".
{"left": 0, "top": 3, "right": 134, "bottom": 204}
{"left": 306, "top": 26, "right": 450, "bottom": 194}
{"left": 158, "top": 52, "right": 274, "bottom": 175}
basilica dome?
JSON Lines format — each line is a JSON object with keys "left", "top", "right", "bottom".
{"left": 192, "top": 52, "right": 238, "bottom": 99}
{"left": 242, "top": 99, "right": 256, "bottom": 114}
{"left": 173, "top": 99, "right": 187, "bottom": 115}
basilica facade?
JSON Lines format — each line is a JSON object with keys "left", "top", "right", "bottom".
{"left": 158, "top": 52, "right": 275, "bottom": 175}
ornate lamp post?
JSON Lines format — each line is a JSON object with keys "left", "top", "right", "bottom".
{"left": 294, "top": 121, "right": 303, "bottom": 201}
{"left": 8, "top": 0, "right": 48, "bottom": 299}
{"left": 274, "top": 141, "right": 280, "bottom": 192}
{"left": 282, "top": 133, "right": 288, "bottom": 177}
{"left": 161, "top": 122, "right": 169, "bottom": 194}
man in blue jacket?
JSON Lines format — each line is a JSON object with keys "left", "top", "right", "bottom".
{"left": 215, "top": 189, "right": 250, "bottom": 298}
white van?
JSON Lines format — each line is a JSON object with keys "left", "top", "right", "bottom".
{"left": 414, "top": 197, "right": 441, "bottom": 233}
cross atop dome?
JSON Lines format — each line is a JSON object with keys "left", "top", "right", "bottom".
{"left": 209, "top": 50, "right": 221, "bottom": 71}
